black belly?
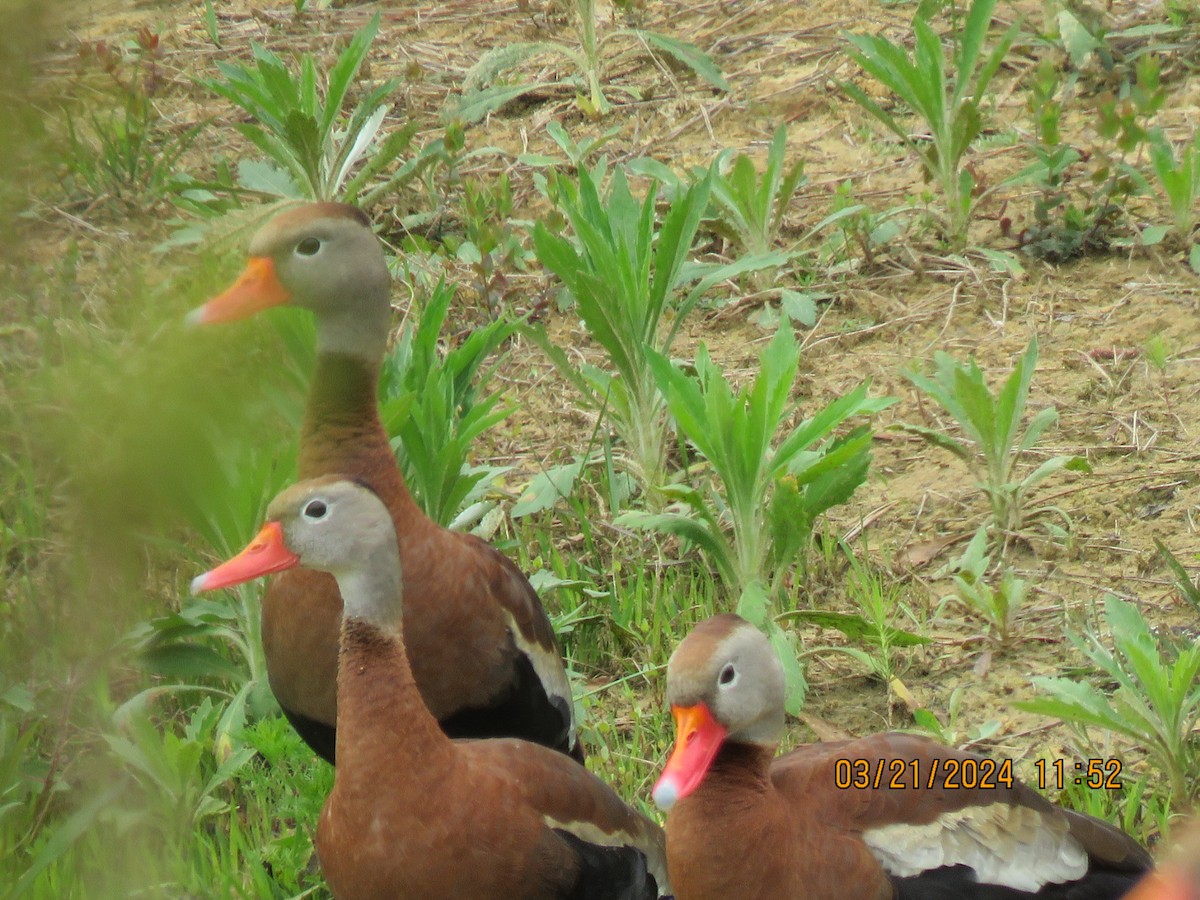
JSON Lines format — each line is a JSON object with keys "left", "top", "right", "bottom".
{"left": 280, "top": 652, "right": 580, "bottom": 765}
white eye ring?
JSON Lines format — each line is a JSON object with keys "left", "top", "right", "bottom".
{"left": 718, "top": 664, "right": 738, "bottom": 688}
{"left": 302, "top": 499, "right": 329, "bottom": 521}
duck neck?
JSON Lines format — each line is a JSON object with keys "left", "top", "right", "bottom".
{"left": 333, "top": 555, "right": 447, "bottom": 770}
{"left": 299, "top": 352, "right": 423, "bottom": 525}
{"left": 704, "top": 741, "right": 776, "bottom": 796}
{"left": 315, "top": 304, "right": 390, "bottom": 364}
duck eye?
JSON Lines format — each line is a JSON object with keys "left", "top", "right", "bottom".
{"left": 302, "top": 500, "right": 328, "bottom": 521}
{"left": 719, "top": 664, "right": 737, "bottom": 687}
{"left": 296, "top": 237, "right": 321, "bottom": 257}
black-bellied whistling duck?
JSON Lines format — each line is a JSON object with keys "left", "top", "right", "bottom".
{"left": 192, "top": 477, "right": 669, "bottom": 899}
{"left": 652, "top": 614, "right": 1151, "bottom": 900}
{"left": 188, "top": 203, "right": 580, "bottom": 763}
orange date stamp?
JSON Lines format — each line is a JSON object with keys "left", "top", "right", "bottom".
{"left": 1033, "top": 758, "right": 1123, "bottom": 791}
{"left": 834, "top": 757, "right": 1015, "bottom": 790}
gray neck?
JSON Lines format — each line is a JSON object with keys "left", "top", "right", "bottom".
{"left": 315, "top": 306, "right": 390, "bottom": 364}
{"left": 732, "top": 715, "right": 785, "bottom": 746}
{"left": 331, "top": 539, "right": 403, "bottom": 630}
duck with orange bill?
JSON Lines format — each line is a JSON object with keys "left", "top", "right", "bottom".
{"left": 188, "top": 203, "right": 579, "bottom": 764}
{"left": 192, "top": 477, "right": 669, "bottom": 900}
{"left": 653, "top": 613, "right": 1151, "bottom": 900}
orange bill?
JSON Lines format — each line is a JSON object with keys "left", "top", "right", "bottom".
{"left": 186, "top": 256, "right": 291, "bottom": 325}
{"left": 190, "top": 521, "right": 299, "bottom": 595}
{"left": 652, "top": 702, "right": 728, "bottom": 811}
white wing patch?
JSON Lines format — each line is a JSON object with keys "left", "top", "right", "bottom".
{"left": 863, "top": 803, "right": 1088, "bottom": 892}
{"left": 543, "top": 816, "right": 635, "bottom": 848}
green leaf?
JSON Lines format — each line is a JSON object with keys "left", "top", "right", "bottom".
{"left": 637, "top": 31, "right": 729, "bottom": 91}
{"left": 140, "top": 644, "right": 245, "bottom": 682}
{"left": 1019, "top": 454, "right": 1089, "bottom": 493}
{"left": 780, "top": 290, "right": 817, "bottom": 326}
{"left": 11, "top": 784, "right": 124, "bottom": 894}
{"left": 452, "top": 80, "right": 562, "bottom": 124}
{"left": 1141, "top": 224, "right": 1170, "bottom": 246}
{"left": 511, "top": 460, "right": 585, "bottom": 518}
{"left": 236, "top": 159, "right": 301, "bottom": 197}
{"left": 683, "top": 252, "right": 792, "bottom": 302}
{"left": 1016, "top": 405, "right": 1058, "bottom": 455}
{"left": 618, "top": 507, "right": 736, "bottom": 586}
{"left": 892, "top": 422, "right": 973, "bottom": 464}
{"left": 767, "top": 621, "right": 807, "bottom": 715}
{"left": 1153, "top": 539, "right": 1200, "bottom": 613}
{"left": 911, "top": 708, "right": 947, "bottom": 741}
{"left": 789, "top": 609, "right": 931, "bottom": 647}
{"left": 1015, "top": 679, "right": 1128, "bottom": 733}
{"left": 736, "top": 581, "right": 770, "bottom": 627}
{"left": 1057, "top": 9, "right": 1103, "bottom": 68}
{"left": 322, "top": 13, "right": 381, "bottom": 137}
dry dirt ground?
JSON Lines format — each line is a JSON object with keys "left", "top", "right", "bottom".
{"left": 19, "top": 0, "right": 1200, "bottom": 833}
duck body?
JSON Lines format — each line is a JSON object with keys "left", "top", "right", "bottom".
{"left": 319, "top": 623, "right": 659, "bottom": 900}
{"left": 655, "top": 615, "right": 1150, "bottom": 900}
{"left": 668, "top": 734, "right": 1147, "bottom": 900}
{"left": 193, "top": 478, "right": 667, "bottom": 899}
{"left": 193, "top": 203, "right": 578, "bottom": 762}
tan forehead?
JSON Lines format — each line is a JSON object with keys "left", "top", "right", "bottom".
{"left": 669, "top": 614, "right": 746, "bottom": 675}
{"left": 268, "top": 202, "right": 370, "bottom": 232}
{"left": 250, "top": 202, "right": 370, "bottom": 252}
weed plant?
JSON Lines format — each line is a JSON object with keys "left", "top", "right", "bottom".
{"left": 840, "top": 0, "right": 1019, "bottom": 246}
{"left": 630, "top": 138, "right": 853, "bottom": 327}
{"left": 4, "top": 698, "right": 334, "bottom": 896}
{"left": 60, "top": 31, "right": 199, "bottom": 209}
{"left": 619, "top": 327, "right": 887, "bottom": 711}
{"left": 939, "top": 525, "right": 1028, "bottom": 643}
{"left": 910, "top": 685, "right": 1002, "bottom": 748}
{"left": 1017, "top": 595, "right": 1200, "bottom": 805}
{"left": 445, "top": 174, "right": 535, "bottom": 312}
{"left": 533, "top": 165, "right": 712, "bottom": 502}
{"left": 818, "top": 181, "right": 907, "bottom": 271}
{"left": 204, "top": 14, "right": 432, "bottom": 205}
{"left": 1147, "top": 128, "right": 1200, "bottom": 269}
{"left": 901, "top": 338, "right": 1088, "bottom": 544}
{"left": 520, "top": 121, "right": 621, "bottom": 176}
{"left": 514, "top": 491, "right": 718, "bottom": 671}
{"left": 1055, "top": 772, "right": 1174, "bottom": 849}
{"left": 1154, "top": 539, "right": 1200, "bottom": 616}
{"left": 452, "top": 0, "right": 726, "bottom": 121}
{"left": 11, "top": 0, "right": 1200, "bottom": 892}
{"left": 1011, "top": 60, "right": 1120, "bottom": 262}
{"left": 790, "top": 544, "right": 929, "bottom": 686}
{"left": 707, "top": 124, "right": 807, "bottom": 261}
{"left": 1010, "top": 56, "right": 1161, "bottom": 262}
{"left": 378, "top": 280, "right": 517, "bottom": 529}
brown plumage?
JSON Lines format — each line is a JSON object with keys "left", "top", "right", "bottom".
{"left": 190, "top": 203, "right": 579, "bottom": 763}
{"left": 654, "top": 614, "right": 1151, "bottom": 900}
{"left": 193, "top": 478, "right": 668, "bottom": 899}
